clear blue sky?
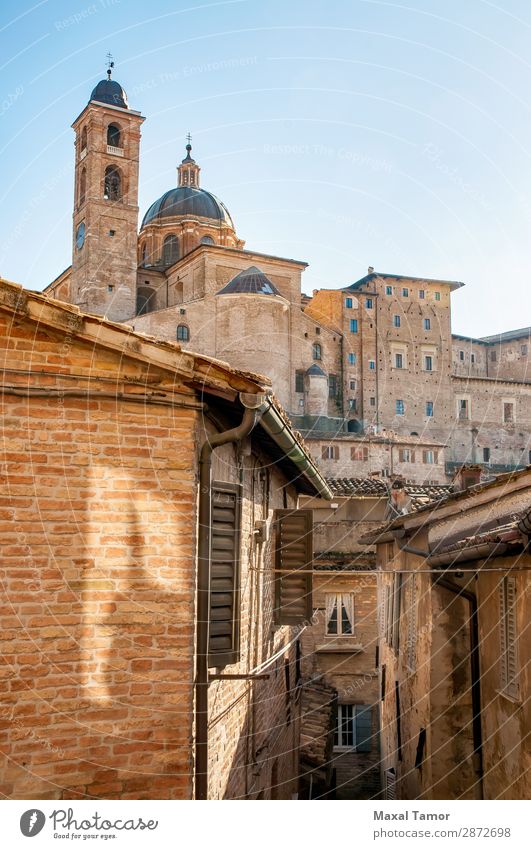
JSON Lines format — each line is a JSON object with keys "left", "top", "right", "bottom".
{"left": 1, "top": 0, "right": 530, "bottom": 336}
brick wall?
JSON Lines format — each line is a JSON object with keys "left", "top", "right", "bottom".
{"left": 0, "top": 313, "right": 198, "bottom": 799}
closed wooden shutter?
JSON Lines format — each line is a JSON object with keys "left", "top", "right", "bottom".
{"left": 274, "top": 509, "right": 313, "bottom": 625}
{"left": 354, "top": 705, "right": 372, "bottom": 752}
{"left": 385, "top": 769, "right": 396, "bottom": 800}
{"left": 208, "top": 482, "right": 242, "bottom": 667}
{"left": 406, "top": 575, "right": 417, "bottom": 670}
{"left": 499, "top": 577, "right": 519, "bottom": 699}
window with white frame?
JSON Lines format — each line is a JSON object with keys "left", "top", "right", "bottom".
{"left": 395, "top": 353, "right": 403, "bottom": 369}
{"left": 423, "top": 318, "right": 431, "bottom": 330}
{"left": 398, "top": 448, "right": 414, "bottom": 463}
{"left": 325, "top": 593, "right": 354, "bottom": 636}
{"left": 424, "top": 355, "right": 433, "bottom": 372}
{"left": 334, "top": 704, "right": 372, "bottom": 751}
{"left": 499, "top": 577, "right": 519, "bottom": 699}
{"left": 321, "top": 445, "right": 339, "bottom": 461}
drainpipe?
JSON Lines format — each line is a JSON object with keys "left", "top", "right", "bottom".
{"left": 195, "top": 395, "right": 265, "bottom": 801}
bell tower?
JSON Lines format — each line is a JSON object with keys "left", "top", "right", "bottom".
{"left": 70, "top": 60, "right": 144, "bottom": 321}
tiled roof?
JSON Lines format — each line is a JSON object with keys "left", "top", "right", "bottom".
{"left": 479, "top": 327, "right": 531, "bottom": 344}
{"left": 327, "top": 477, "right": 452, "bottom": 509}
{"left": 343, "top": 271, "right": 464, "bottom": 293}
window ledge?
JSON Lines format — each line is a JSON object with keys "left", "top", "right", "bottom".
{"left": 316, "top": 642, "right": 363, "bottom": 653}
{"left": 496, "top": 688, "right": 521, "bottom": 706}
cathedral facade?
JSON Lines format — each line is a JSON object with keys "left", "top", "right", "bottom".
{"left": 45, "top": 72, "right": 531, "bottom": 481}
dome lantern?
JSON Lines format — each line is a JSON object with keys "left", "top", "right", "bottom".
{"left": 177, "top": 135, "right": 201, "bottom": 188}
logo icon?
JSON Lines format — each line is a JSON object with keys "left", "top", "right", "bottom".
{"left": 20, "top": 810, "right": 46, "bottom": 837}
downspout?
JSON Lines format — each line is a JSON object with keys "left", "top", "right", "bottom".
{"left": 393, "top": 535, "right": 484, "bottom": 797}
{"left": 195, "top": 395, "right": 265, "bottom": 801}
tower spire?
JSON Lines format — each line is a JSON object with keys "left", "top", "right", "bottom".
{"left": 178, "top": 133, "right": 200, "bottom": 187}
{"left": 106, "top": 52, "right": 114, "bottom": 80}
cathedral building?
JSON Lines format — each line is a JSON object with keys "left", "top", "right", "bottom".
{"left": 45, "top": 70, "right": 531, "bottom": 482}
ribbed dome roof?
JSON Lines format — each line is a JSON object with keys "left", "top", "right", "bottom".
{"left": 216, "top": 266, "right": 281, "bottom": 296}
{"left": 90, "top": 79, "right": 129, "bottom": 109}
{"left": 141, "top": 186, "right": 234, "bottom": 229}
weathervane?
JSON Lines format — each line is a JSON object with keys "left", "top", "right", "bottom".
{"left": 106, "top": 52, "right": 115, "bottom": 80}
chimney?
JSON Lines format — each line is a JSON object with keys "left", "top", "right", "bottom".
{"left": 453, "top": 463, "right": 483, "bottom": 492}
{"left": 368, "top": 266, "right": 374, "bottom": 274}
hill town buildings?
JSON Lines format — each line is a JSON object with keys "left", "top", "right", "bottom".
{"left": 44, "top": 70, "right": 531, "bottom": 484}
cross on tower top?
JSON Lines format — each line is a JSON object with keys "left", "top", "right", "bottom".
{"left": 106, "top": 53, "right": 115, "bottom": 80}
{"left": 186, "top": 132, "right": 192, "bottom": 145}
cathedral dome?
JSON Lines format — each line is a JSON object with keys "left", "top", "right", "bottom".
{"left": 90, "top": 78, "right": 129, "bottom": 109}
{"left": 141, "top": 186, "right": 233, "bottom": 228}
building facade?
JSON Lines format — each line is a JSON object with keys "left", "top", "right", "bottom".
{"left": 0, "top": 276, "right": 331, "bottom": 800}
{"left": 43, "top": 71, "right": 531, "bottom": 484}
{"left": 362, "top": 467, "right": 531, "bottom": 800}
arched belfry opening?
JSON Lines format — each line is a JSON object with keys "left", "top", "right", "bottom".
{"left": 104, "top": 165, "right": 122, "bottom": 201}
{"left": 107, "top": 123, "right": 121, "bottom": 148}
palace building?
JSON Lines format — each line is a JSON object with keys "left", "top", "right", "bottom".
{"left": 45, "top": 69, "right": 531, "bottom": 482}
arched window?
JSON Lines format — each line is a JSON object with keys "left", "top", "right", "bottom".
{"left": 177, "top": 324, "right": 190, "bottom": 342}
{"left": 79, "top": 167, "right": 86, "bottom": 206}
{"left": 104, "top": 166, "right": 122, "bottom": 201}
{"left": 141, "top": 243, "right": 147, "bottom": 265}
{"left": 200, "top": 235, "right": 215, "bottom": 245}
{"left": 107, "top": 123, "right": 121, "bottom": 148}
{"left": 312, "top": 342, "right": 322, "bottom": 360}
{"left": 136, "top": 286, "right": 156, "bottom": 316}
{"left": 80, "top": 126, "right": 87, "bottom": 152}
{"left": 347, "top": 419, "right": 362, "bottom": 433}
{"left": 162, "top": 234, "right": 179, "bottom": 266}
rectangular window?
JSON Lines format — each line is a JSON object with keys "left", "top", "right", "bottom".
{"left": 349, "top": 398, "right": 357, "bottom": 411}
{"left": 349, "top": 379, "right": 356, "bottom": 390}
{"left": 521, "top": 344, "right": 528, "bottom": 355}
{"left": 107, "top": 284, "right": 114, "bottom": 292}
{"left": 345, "top": 297, "right": 353, "bottom": 308}
{"left": 393, "top": 315, "right": 401, "bottom": 328}
{"left": 423, "top": 450, "right": 437, "bottom": 464}
{"left": 295, "top": 370, "right": 304, "bottom": 393}
{"left": 419, "top": 290, "right": 425, "bottom": 299}
{"left": 491, "top": 350, "right": 497, "bottom": 362}
{"left": 322, "top": 445, "right": 339, "bottom": 460}
{"left": 459, "top": 350, "right": 464, "bottom": 361}
{"left": 424, "top": 355, "right": 433, "bottom": 371}
{"left": 499, "top": 577, "right": 518, "bottom": 699}
{"left": 458, "top": 399, "right": 469, "bottom": 420}
{"left": 351, "top": 446, "right": 369, "bottom": 461}
{"left": 325, "top": 593, "right": 354, "bottom": 636}
{"left": 483, "top": 447, "right": 491, "bottom": 462}
{"left": 503, "top": 402, "right": 514, "bottom": 423}
{"left": 366, "top": 298, "right": 373, "bottom": 309}
{"left": 369, "top": 360, "right": 376, "bottom": 370}
{"left": 334, "top": 705, "right": 372, "bottom": 752}
{"left": 471, "top": 353, "right": 475, "bottom": 363}
{"left": 426, "top": 401, "right": 434, "bottom": 417}
{"left": 274, "top": 509, "right": 313, "bottom": 625}
{"left": 395, "top": 353, "right": 403, "bottom": 369}
{"left": 435, "top": 291, "right": 441, "bottom": 301}
{"left": 423, "top": 318, "right": 431, "bottom": 330}
{"left": 209, "top": 482, "right": 242, "bottom": 666}
{"left": 398, "top": 448, "right": 413, "bottom": 463}
{"left": 386, "top": 285, "right": 393, "bottom": 295}
{"left": 402, "top": 288, "right": 409, "bottom": 297}
{"left": 350, "top": 319, "right": 358, "bottom": 333}
{"left": 370, "top": 396, "right": 376, "bottom": 406}
{"left": 348, "top": 352, "right": 356, "bottom": 365}
{"left": 329, "top": 373, "right": 338, "bottom": 398}
{"left": 396, "top": 399, "right": 405, "bottom": 415}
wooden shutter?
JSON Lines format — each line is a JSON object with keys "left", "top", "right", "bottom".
{"left": 385, "top": 769, "right": 396, "bottom": 800}
{"left": 274, "top": 509, "right": 313, "bottom": 625}
{"left": 208, "top": 482, "right": 242, "bottom": 667}
{"left": 499, "top": 577, "right": 519, "bottom": 699}
{"left": 355, "top": 705, "right": 372, "bottom": 752}
{"left": 406, "top": 575, "right": 417, "bottom": 670}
